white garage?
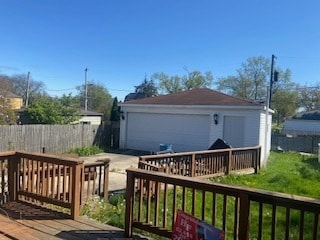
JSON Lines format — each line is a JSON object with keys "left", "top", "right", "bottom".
{"left": 119, "top": 88, "right": 273, "bottom": 164}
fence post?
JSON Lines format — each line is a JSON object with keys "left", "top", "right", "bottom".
{"left": 226, "top": 150, "right": 232, "bottom": 175}
{"left": 125, "top": 170, "right": 135, "bottom": 237}
{"left": 238, "top": 193, "right": 250, "bottom": 240}
{"left": 71, "top": 163, "right": 82, "bottom": 220}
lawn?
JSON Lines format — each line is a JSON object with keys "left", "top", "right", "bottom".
{"left": 213, "top": 151, "right": 320, "bottom": 199}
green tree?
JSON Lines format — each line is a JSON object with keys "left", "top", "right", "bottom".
{"left": 25, "top": 95, "right": 80, "bottom": 124}
{"left": 216, "top": 75, "right": 252, "bottom": 99}
{"left": 152, "top": 73, "right": 183, "bottom": 94}
{"left": 216, "top": 56, "right": 269, "bottom": 100}
{"left": 152, "top": 70, "right": 213, "bottom": 94}
{"left": 182, "top": 70, "right": 213, "bottom": 90}
{"left": 77, "top": 82, "right": 113, "bottom": 121}
{"left": 110, "top": 97, "right": 120, "bottom": 121}
{"left": 270, "top": 69, "right": 299, "bottom": 124}
{"left": 272, "top": 90, "right": 298, "bottom": 125}
{"left": 135, "top": 77, "right": 158, "bottom": 98}
{"left": 216, "top": 56, "right": 297, "bottom": 123}
{"left": 297, "top": 85, "right": 320, "bottom": 111}
{"left": 60, "top": 93, "right": 81, "bottom": 109}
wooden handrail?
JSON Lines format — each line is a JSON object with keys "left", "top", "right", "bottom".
{"left": 125, "top": 168, "right": 320, "bottom": 239}
{"left": 0, "top": 151, "right": 110, "bottom": 220}
{"left": 139, "top": 145, "right": 261, "bottom": 161}
{"left": 14, "top": 151, "right": 84, "bottom": 219}
{"left": 139, "top": 146, "right": 261, "bottom": 178}
{"left": 16, "top": 151, "right": 84, "bottom": 165}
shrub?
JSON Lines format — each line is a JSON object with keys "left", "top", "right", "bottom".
{"left": 67, "top": 146, "right": 103, "bottom": 156}
{"left": 81, "top": 195, "right": 125, "bottom": 228}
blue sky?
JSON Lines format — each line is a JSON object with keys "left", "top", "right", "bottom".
{"left": 1, "top": 0, "right": 319, "bottom": 101}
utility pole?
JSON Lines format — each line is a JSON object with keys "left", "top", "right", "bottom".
{"left": 25, "top": 71, "right": 31, "bottom": 108}
{"left": 269, "top": 54, "right": 276, "bottom": 108}
{"left": 84, "top": 68, "right": 88, "bottom": 111}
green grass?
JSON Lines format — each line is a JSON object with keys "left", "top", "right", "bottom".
{"left": 213, "top": 151, "right": 320, "bottom": 199}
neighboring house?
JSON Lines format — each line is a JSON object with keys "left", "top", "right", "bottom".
{"left": 19, "top": 109, "right": 103, "bottom": 125}
{"left": 119, "top": 88, "right": 273, "bottom": 165}
{"left": 124, "top": 92, "right": 146, "bottom": 102}
{"left": 2, "top": 91, "right": 23, "bottom": 110}
{"left": 283, "top": 111, "right": 320, "bottom": 135}
{"left": 75, "top": 110, "right": 103, "bottom": 125}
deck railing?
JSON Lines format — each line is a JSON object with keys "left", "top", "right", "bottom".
{"left": 139, "top": 146, "right": 261, "bottom": 178}
{"left": 83, "top": 160, "right": 109, "bottom": 200}
{"left": 0, "top": 151, "right": 110, "bottom": 220}
{"left": 125, "top": 168, "right": 320, "bottom": 239}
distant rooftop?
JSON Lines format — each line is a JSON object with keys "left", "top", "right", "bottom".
{"left": 80, "top": 110, "right": 103, "bottom": 116}
{"left": 1, "top": 91, "right": 22, "bottom": 98}
{"left": 291, "top": 111, "right": 320, "bottom": 120}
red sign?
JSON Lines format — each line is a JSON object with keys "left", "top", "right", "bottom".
{"left": 172, "top": 210, "right": 225, "bottom": 240}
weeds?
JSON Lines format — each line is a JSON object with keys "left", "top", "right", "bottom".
{"left": 81, "top": 195, "right": 126, "bottom": 228}
{"left": 67, "top": 146, "right": 103, "bottom": 156}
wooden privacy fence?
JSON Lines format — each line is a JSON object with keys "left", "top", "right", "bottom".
{"left": 125, "top": 168, "right": 320, "bottom": 239}
{"left": 139, "top": 146, "right": 261, "bottom": 178}
{"left": 0, "top": 151, "right": 110, "bottom": 220}
{"left": 0, "top": 123, "right": 120, "bottom": 153}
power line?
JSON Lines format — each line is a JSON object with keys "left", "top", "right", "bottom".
{"left": 107, "top": 88, "right": 132, "bottom": 92}
{"left": 46, "top": 87, "right": 77, "bottom": 92}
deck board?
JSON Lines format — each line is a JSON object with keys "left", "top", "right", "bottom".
{"left": 0, "top": 202, "right": 146, "bottom": 240}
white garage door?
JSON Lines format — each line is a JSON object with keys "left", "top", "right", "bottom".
{"left": 126, "top": 113, "right": 210, "bottom": 152}
{"left": 223, "top": 116, "right": 245, "bottom": 147}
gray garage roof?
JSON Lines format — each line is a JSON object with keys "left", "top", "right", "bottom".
{"left": 291, "top": 111, "right": 320, "bottom": 120}
{"left": 121, "top": 88, "right": 261, "bottom": 106}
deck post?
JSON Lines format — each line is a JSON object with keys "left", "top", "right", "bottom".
{"left": 71, "top": 163, "right": 82, "bottom": 220}
{"left": 191, "top": 153, "right": 196, "bottom": 177}
{"left": 8, "top": 155, "right": 19, "bottom": 202}
{"left": 103, "top": 160, "right": 109, "bottom": 201}
{"left": 125, "top": 170, "right": 135, "bottom": 237}
{"left": 253, "top": 149, "right": 258, "bottom": 174}
{"left": 257, "top": 147, "right": 261, "bottom": 172}
{"left": 239, "top": 193, "right": 250, "bottom": 240}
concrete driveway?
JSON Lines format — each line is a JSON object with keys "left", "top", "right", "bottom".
{"left": 81, "top": 151, "right": 141, "bottom": 194}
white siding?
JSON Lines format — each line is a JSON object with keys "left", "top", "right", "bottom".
{"left": 259, "top": 110, "right": 272, "bottom": 165}
{"left": 209, "top": 110, "right": 261, "bottom": 148}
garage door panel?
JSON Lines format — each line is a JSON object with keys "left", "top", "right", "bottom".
{"left": 126, "top": 113, "right": 210, "bottom": 152}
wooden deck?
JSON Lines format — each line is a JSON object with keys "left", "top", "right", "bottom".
{"left": 0, "top": 201, "right": 145, "bottom": 240}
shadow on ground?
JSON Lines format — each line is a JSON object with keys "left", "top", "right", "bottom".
{"left": 106, "top": 149, "right": 151, "bottom": 156}
{"left": 56, "top": 230, "right": 149, "bottom": 239}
